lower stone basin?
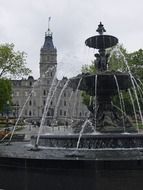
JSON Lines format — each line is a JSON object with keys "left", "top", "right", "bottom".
{"left": 31, "top": 133, "right": 143, "bottom": 149}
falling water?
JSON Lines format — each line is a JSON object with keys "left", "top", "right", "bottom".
{"left": 36, "top": 72, "right": 58, "bottom": 146}
{"left": 76, "top": 94, "right": 96, "bottom": 149}
{"left": 7, "top": 66, "right": 56, "bottom": 143}
{"left": 53, "top": 79, "right": 70, "bottom": 121}
{"left": 7, "top": 78, "right": 41, "bottom": 143}
{"left": 114, "top": 75, "right": 125, "bottom": 132}
{"left": 116, "top": 47, "right": 143, "bottom": 125}
{"left": 43, "top": 65, "right": 56, "bottom": 78}
{"left": 71, "top": 78, "right": 82, "bottom": 118}
{"left": 128, "top": 89, "right": 139, "bottom": 132}
{"left": 46, "top": 80, "right": 61, "bottom": 114}
{"left": 65, "top": 90, "right": 74, "bottom": 126}
{"left": 44, "top": 80, "right": 61, "bottom": 133}
{"left": 129, "top": 75, "right": 143, "bottom": 125}
{"left": 120, "top": 92, "right": 126, "bottom": 115}
{"left": 94, "top": 75, "right": 97, "bottom": 132}
{"left": 132, "top": 77, "right": 143, "bottom": 101}
{"left": 76, "top": 119, "right": 91, "bottom": 149}
{"left": 137, "top": 78, "right": 143, "bottom": 88}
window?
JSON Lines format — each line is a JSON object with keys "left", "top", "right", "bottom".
{"left": 29, "top": 81, "right": 32, "bottom": 86}
{"left": 47, "top": 56, "right": 49, "bottom": 61}
{"left": 64, "top": 111, "right": 66, "bottom": 116}
{"left": 16, "top": 91, "right": 19, "bottom": 96}
{"left": 29, "top": 111, "right": 32, "bottom": 116}
{"left": 43, "top": 100, "right": 46, "bottom": 106}
{"left": 64, "top": 101, "right": 66, "bottom": 106}
{"left": 29, "top": 100, "right": 32, "bottom": 106}
{"left": 60, "top": 110, "right": 62, "bottom": 116}
{"left": 43, "top": 90, "right": 46, "bottom": 96}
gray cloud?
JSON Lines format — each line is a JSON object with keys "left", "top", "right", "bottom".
{"left": 0, "top": 0, "right": 143, "bottom": 79}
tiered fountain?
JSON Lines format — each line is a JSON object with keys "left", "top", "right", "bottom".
{"left": 32, "top": 22, "right": 141, "bottom": 150}
{"left": 1, "top": 23, "right": 143, "bottom": 190}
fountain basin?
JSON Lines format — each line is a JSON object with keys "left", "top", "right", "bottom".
{"left": 31, "top": 133, "right": 143, "bottom": 149}
{"left": 1, "top": 138, "right": 143, "bottom": 190}
{"left": 85, "top": 35, "right": 118, "bottom": 49}
{"left": 70, "top": 72, "right": 131, "bottom": 96}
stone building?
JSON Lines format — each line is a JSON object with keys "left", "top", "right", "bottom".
{"left": 11, "top": 29, "right": 88, "bottom": 125}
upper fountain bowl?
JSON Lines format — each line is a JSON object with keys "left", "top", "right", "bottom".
{"left": 85, "top": 35, "right": 118, "bottom": 49}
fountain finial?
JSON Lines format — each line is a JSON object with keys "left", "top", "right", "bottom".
{"left": 96, "top": 22, "right": 106, "bottom": 35}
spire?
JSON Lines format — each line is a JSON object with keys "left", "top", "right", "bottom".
{"left": 42, "top": 17, "right": 56, "bottom": 51}
{"left": 45, "top": 17, "right": 52, "bottom": 37}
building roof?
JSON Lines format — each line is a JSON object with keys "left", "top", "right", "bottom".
{"left": 42, "top": 34, "right": 55, "bottom": 51}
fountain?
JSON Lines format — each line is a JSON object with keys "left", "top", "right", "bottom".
{"left": 0, "top": 23, "right": 143, "bottom": 190}
{"left": 31, "top": 22, "right": 140, "bottom": 150}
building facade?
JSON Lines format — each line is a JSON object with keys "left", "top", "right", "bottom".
{"left": 11, "top": 30, "right": 88, "bottom": 125}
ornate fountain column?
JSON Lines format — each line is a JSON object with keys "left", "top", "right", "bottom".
{"left": 84, "top": 22, "right": 135, "bottom": 133}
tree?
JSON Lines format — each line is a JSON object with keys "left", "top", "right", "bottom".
{"left": 0, "top": 79, "right": 12, "bottom": 112}
{"left": 126, "top": 49, "right": 143, "bottom": 79}
{"left": 0, "top": 43, "right": 31, "bottom": 78}
{"left": 0, "top": 43, "right": 31, "bottom": 112}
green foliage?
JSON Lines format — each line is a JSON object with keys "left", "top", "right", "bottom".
{"left": 81, "top": 61, "right": 97, "bottom": 74}
{"left": 0, "top": 43, "right": 31, "bottom": 112}
{"left": 0, "top": 79, "right": 12, "bottom": 112}
{"left": 0, "top": 43, "right": 31, "bottom": 78}
{"left": 126, "top": 49, "right": 143, "bottom": 79}
{"left": 81, "top": 91, "right": 91, "bottom": 106}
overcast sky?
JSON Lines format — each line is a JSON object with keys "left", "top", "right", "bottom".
{"left": 0, "top": 0, "right": 143, "bottom": 79}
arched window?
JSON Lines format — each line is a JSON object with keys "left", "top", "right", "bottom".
{"left": 43, "top": 90, "right": 46, "bottom": 96}
{"left": 29, "top": 111, "right": 32, "bottom": 116}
